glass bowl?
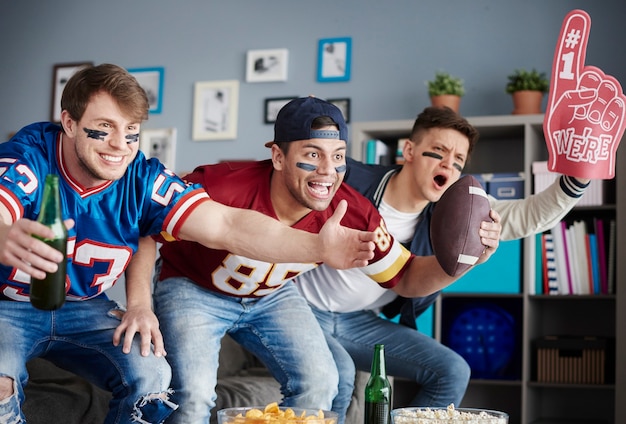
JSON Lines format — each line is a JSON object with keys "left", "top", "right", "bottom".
{"left": 391, "top": 407, "right": 508, "bottom": 424}
{"left": 217, "top": 406, "right": 338, "bottom": 424}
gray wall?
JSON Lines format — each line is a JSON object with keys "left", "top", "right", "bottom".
{"left": 1, "top": 0, "right": 624, "bottom": 173}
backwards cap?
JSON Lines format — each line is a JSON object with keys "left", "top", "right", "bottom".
{"left": 264, "top": 96, "right": 348, "bottom": 147}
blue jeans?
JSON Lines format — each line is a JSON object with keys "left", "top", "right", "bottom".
{"left": 153, "top": 278, "right": 338, "bottom": 424}
{"left": 311, "top": 307, "right": 470, "bottom": 418}
{"left": 0, "top": 299, "right": 176, "bottom": 424}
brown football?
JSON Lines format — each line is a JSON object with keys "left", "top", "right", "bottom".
{"left": 430, "top": 175, "right": 491, "bottom": 276}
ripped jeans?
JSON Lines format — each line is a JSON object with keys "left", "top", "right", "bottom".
{"left": 0, "top": 298, "right": 177, "bottom": 424}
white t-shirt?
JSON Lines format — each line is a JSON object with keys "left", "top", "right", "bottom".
{"left": 297, "top": 200, "right": 420, "bottom": 313}
{"left": 298, "top": 175, "right": 585, "bottom": 313}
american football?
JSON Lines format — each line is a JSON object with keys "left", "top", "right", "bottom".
{"left": 430, "top": 175, "right": 491, "bottom": 276}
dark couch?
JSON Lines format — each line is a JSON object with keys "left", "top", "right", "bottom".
{"left": 23, "top": 335, "right": 367, "bottom": 424}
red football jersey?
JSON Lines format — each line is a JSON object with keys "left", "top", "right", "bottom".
{"left": 157, "top": 160, "right": 413, "bottom": 297}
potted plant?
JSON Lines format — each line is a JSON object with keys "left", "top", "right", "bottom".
{"left": 426, "top": 71, "right": 465, "bottom": 112}
{"left": 505, "top": 69, "right": 549, "bottom": 114}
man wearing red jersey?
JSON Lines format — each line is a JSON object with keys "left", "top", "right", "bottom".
{"left": 152, "top": 97, "right": 502, "bottom": 424}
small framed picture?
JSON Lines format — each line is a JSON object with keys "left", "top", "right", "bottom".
{"left": 50, "top": 62, "right": 93, "bottom": 122}
{"left": 193, "top": 80, "right": 239, "bottom": 140}
{"left": 317, "top": 37, "right": 351, "bottom": 82}
{"left": 246, "top": 48, "right": 289, "bottom": 83}
{"left": 128, "top": 67, "right": 164, "bottom": 114}
{"left": 327, "top": 98, "right": 351, "bottom": 123}
{"left": 264, "top": 96, "right": 297, "bottom": 124}
{"left": 140, "top": 127, "right": 177, "bottom": 171}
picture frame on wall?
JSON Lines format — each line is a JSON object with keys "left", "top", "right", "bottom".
{"left": 246, "top": 48, "right": 289, "bottom": 83}
{"left": 128, "top": 67, "right": 164, "bottom": 114}
{"left": 317, "top": 37, "right": 351, "bottom": 82}
{"left": 327, "top": 98, "right": 351, "bottom": 123}
{"left": 264, "top": 96, "right": 297, "bottom": 124}
{"left": 192, "top": 80, "right": 239, "bottom": 140}
{"left": 139, "top": 127, "right": 177, "bottom": 171}
{"left": 51, "top": 62, "right": 93, "bottom": 122}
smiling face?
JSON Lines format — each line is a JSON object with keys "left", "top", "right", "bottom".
{"left": 60, "top": 91, "right": 142, "bottom": 187}
{"left": 402, "top": 127, "right": 470, "bottom": 204}
{"left": 270, "top": 126, "right": 346, "bottom": 224}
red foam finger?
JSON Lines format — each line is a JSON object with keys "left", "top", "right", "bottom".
{"left": 547, "top": 10, "right": 591, "bottom": 114}
{"left": 602, "top": 97, "right": 625, "bottom": 132}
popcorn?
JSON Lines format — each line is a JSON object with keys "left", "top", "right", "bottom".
{"left": 391, "top": 404, "right": 507, "bottom": 423}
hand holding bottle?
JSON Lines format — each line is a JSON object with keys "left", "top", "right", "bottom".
{"left": 0, "top": 217, "right": 74, "bottom": 280}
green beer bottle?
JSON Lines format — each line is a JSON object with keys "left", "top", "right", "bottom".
{"left": 30, "top": 174, "right": 67, "bottom": 310}
{"left": 364, "top": 344, "right": 392, "bottom": 424}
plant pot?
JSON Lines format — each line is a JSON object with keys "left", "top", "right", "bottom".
{"left": 430, "top": 95, "right": 461, "bottom": 113}
{"left": 511, "top": 90, "right": 543, "bottom": 115}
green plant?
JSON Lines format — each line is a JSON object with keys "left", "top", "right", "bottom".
{"left": 505, "top": 69, "right": 549, "bottom": 94}
{"left": 426, "top": 71, "right": 465, "bottom": 97}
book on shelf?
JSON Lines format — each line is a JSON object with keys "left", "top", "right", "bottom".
{"left": 595, "top": 218, "right": 608, "bottom": 294}
{"left": 364, "top": 139, "right": 391, "bottom": 165}
{"left": 541, "top": 218, "right": 615, "bottom": 295}
{"left": 608, "top": 219, "right": 616, "bottom": 294}
{"left": 396, "top": 137, "right": 409, "bottom": 165}
{"left": 541, "top": 232, "right": 558, "bottom": 295}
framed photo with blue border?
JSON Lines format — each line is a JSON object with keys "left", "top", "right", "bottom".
{"left": 317, "top": 37, "right": 351, "bottom": 82}
{"left": 128, "top": 67, "right": 164, "bottom": 114}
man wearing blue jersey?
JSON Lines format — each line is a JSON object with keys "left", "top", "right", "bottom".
{"left": 0, "top": 64, "right": 376, "bottom": 424}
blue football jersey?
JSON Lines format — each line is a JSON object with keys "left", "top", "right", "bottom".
{"left": 0, "top": 122, "right": 209, "bottom": 301}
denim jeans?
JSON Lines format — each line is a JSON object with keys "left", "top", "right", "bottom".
{"left": 311, "top": 306, "right": 471, "bottom": 419}
{"left": 0, "top": 299, "right": 176, "bottom": 424}
{"left": 153, "top": 278, "right": 338, "bottom": 424}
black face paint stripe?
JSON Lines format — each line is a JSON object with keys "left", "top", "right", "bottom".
{"left": 126, "top": 133, "right": 140, "bottom": 144}
{"left": 83, "top": 128, "right": 108, "bottom": 141}
{"left": 296, "top": 162, "right": 317, "bottom": 171}
{"left": 453, "top": 163, "right": 463, "bottom": 172}
{"left": 422, "top": 151, "right": 443, "bottom": 160}
{"left": 296, "top": 162, "right": 347, "bottom": 173}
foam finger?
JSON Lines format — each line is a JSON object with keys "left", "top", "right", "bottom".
{"left": 601, "top": 96, "right": 625, "bottom": 132}
{"left": 547, "top": 10, "right": 591, "bottom": 110}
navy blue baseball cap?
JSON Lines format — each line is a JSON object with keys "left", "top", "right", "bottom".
{"left": 265, "top": 96, "right": 348, "bottom": 147}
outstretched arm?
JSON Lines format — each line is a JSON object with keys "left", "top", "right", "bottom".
{"left": 492, "top": 175, "right": 590, "bottom": 241}
{"left": 177, "top": 198, "right": 376, "bottom": 270}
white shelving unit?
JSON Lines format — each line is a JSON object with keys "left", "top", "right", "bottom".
{"left": 351, "top": 114, "right": 624, "bottom": 424}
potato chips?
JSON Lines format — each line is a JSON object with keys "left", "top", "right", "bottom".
{"left": 219, "top": 403, "right": 336, "bottom": 424}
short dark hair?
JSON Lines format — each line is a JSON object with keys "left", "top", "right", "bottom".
{"left": 409, "top": 107, "right": 479, "bottom": 156}
{"left": 61, "top": 63, "right": 149, "bottom": 123}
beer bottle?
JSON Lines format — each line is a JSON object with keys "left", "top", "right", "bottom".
{"left": 364, "top": 344, "right": 392, "bottom": 424}
{"left": 30, "top": 174, "right": 67, "bottom": 310}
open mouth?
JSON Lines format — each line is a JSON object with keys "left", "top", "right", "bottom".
{"left": 308, "top": 181, "right": 333, "bottom": 197}
{"left": 434, "top": 174, "right": 448, "bottom": 188}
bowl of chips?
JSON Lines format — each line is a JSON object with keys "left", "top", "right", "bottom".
{"left": 218, "top": 403, "right": 338, "bottom": 424}
{"left": 391, "top": 405, "right": 508, "bottom": 424}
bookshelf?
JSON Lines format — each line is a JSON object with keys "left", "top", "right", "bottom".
{"left": 350, "top": 114, "right": 624, "bottom": 424}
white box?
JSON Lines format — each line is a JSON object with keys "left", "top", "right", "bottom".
{"left": 532, "top": 161, "right": 604, "bottom": 206}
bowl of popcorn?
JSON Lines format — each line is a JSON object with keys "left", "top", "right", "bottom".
{"left": 391, "top": 404, "right": 508, "bottom": 424}
{"left": 218, "top": 403, "right": 338, "bottom": 424}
